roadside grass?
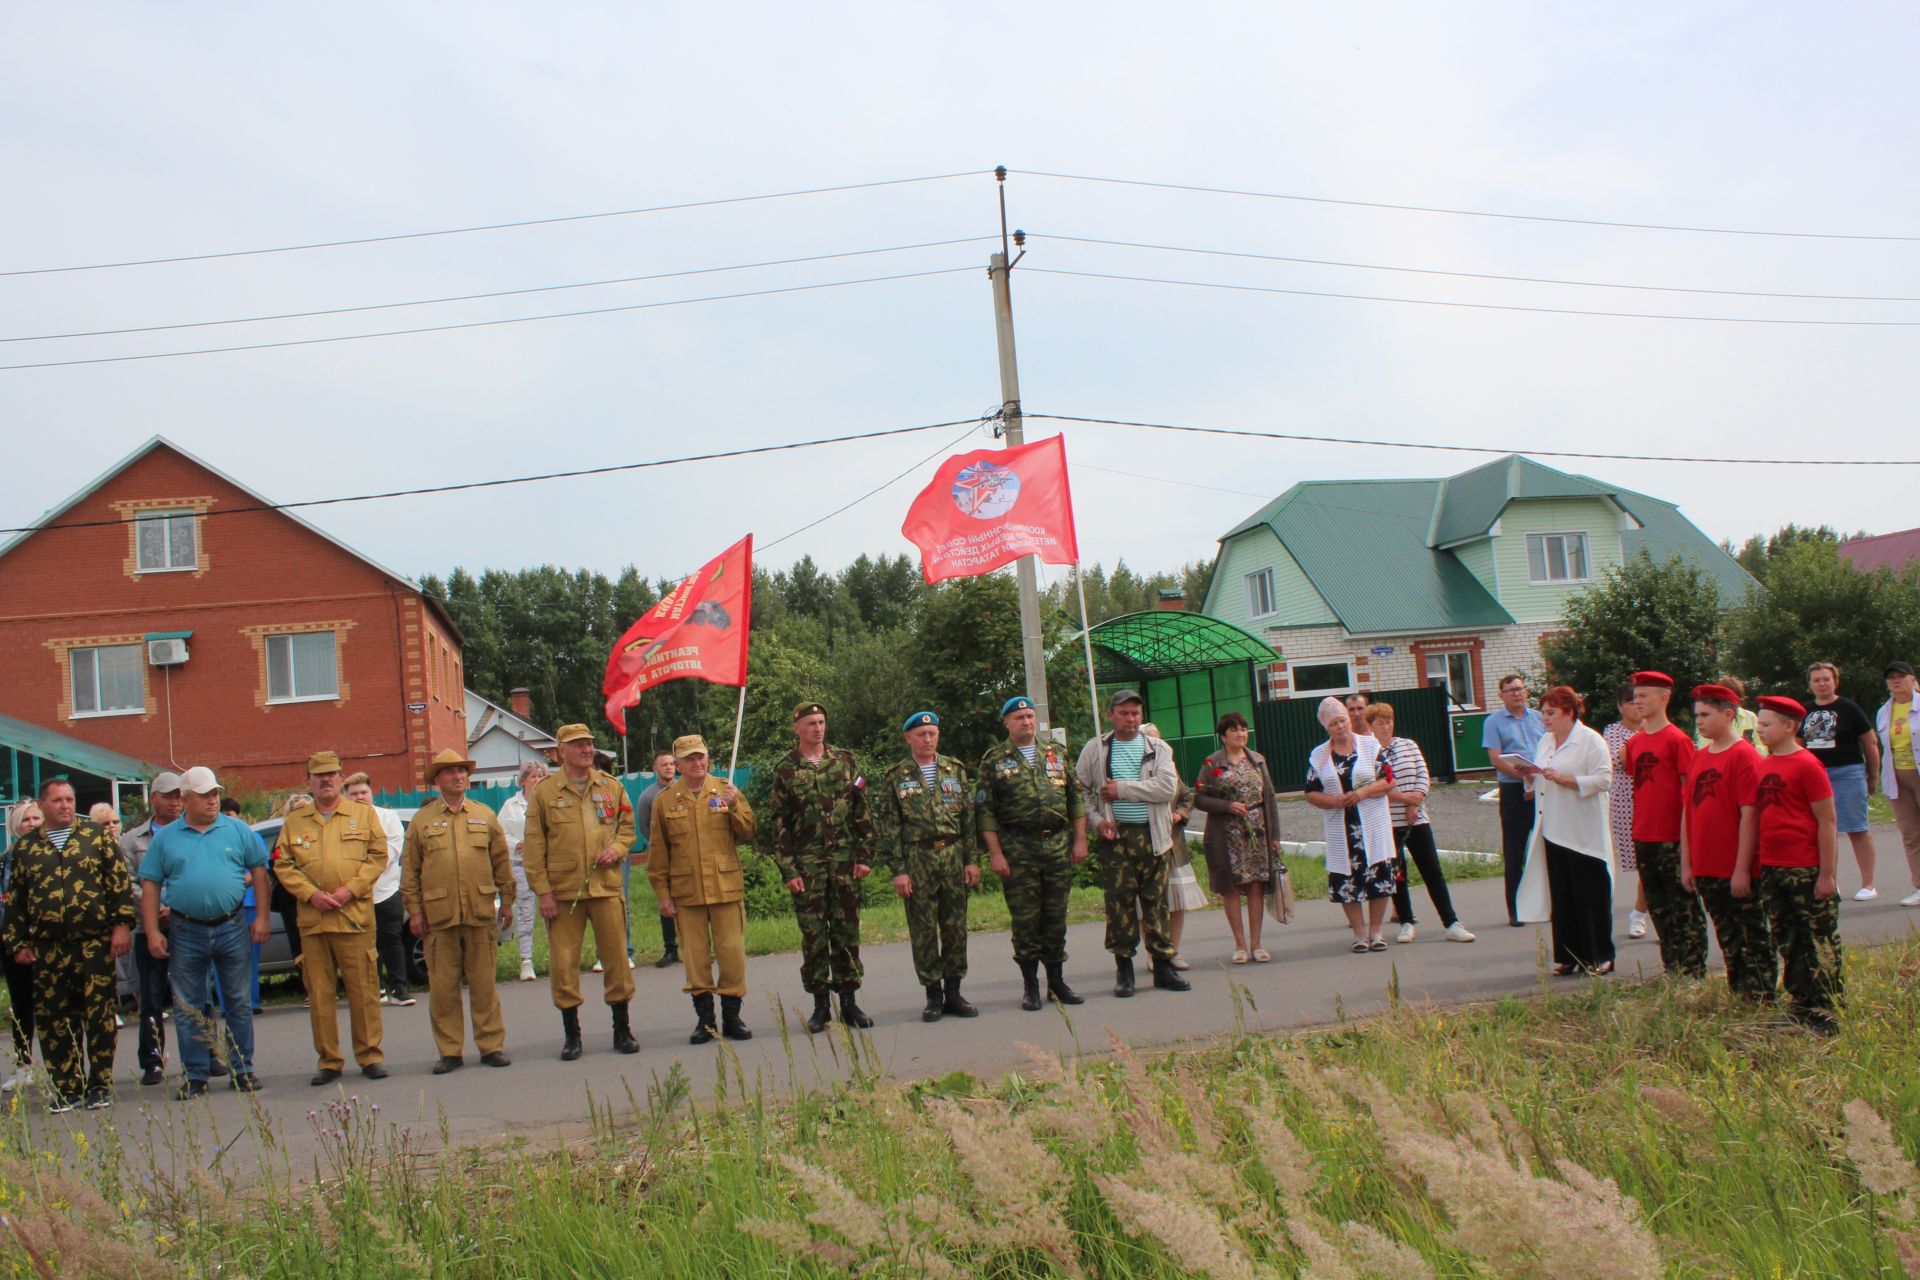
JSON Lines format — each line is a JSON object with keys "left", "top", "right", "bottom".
{"left": 6, "top": 940, "right": 1919, "bottom": 1277}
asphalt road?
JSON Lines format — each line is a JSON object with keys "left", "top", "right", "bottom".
{"left": 42, "top": 828, "right": 1920, "bottom": 1168}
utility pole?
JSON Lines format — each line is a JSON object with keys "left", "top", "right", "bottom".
{"left": 988, "top": 166, "right": 1053, "bottom": 736}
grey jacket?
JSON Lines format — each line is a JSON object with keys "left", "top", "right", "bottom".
{"left": 1073, "top": 732, "right": 1179, "bottom": 855}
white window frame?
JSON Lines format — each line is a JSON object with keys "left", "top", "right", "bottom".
{"left": 1424, "top": 650, "right": 1477, "bottom": 710}
{"left": 1525, "top": 532, "right": 1591, "bottom": 585}
{"left": 1288, "top": 656, "right": 1356, "bottom": 700}
{"left": 265, "top": 631, "right": 340, "bottom": 704}
{"left": 134, "top": 509, "right": 199, "bottom": 573}
{"left": 70, "top": 643, "right": 144, "bottom": 718}
{"left": 1244, "top": 567, "right": 1276, "bottom": 618}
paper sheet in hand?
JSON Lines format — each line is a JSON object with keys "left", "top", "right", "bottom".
{"left": 1500, "top": 753, "right": 1543, "bottom": 776}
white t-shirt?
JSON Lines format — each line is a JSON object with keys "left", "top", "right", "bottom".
{"left": 370, "top": 806, "right": 408, "bottom": 903}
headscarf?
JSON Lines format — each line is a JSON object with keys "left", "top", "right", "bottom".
{"left": 1316, "top": 696, "right": 1347, "bottom": 729}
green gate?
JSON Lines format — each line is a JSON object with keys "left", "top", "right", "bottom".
{"left": 1252, "top": 685, "right": 1456, "bottom": 793}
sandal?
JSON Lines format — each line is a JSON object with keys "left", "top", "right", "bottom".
{"left": 1232, "top": 949, "right": 1250, "bottom": 965}
{"left": 1350, "top": 940, "right": 1370, "bottom": 954}
{"left": 1552, "top": 963, "right": 1577, "bottom": 977}
{"left": 1590, "top": 961, "right": 1615, "bottom": 975}
{"left": 1252, "top": 948, "right": 1272, "bottom": 964}
{"left": 1367, "top": 936, "right": 1388, "bottom": 952}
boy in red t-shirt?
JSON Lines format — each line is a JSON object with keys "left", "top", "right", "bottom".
{"left": 1623, "top": 671, "right": 1708, "bottom": 979}
{"left": 1678, "top": 685, "right": 1774, "bottom": 999}
{"left": 1734, "top": 697, "right": 1841, "bottom": 1034}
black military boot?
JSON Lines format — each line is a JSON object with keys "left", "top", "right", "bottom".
{"left": 1018, "top": 960, "right": 1043, "bottom": 1011}
{"left": 922, "top": 983, "right": 946, "bottom": 1023}
{"left": 611, "top": 1000, "right": 640, "bottom": 1054}
{"left": 1114, "top": 956, "right": 1136, "bottom": 998}
{"left": 1044, "top": 962, "right": 1083, "bottom": 1006}
{"left": 689, "top": 994, "right": 717, "bottom": 1045}
{"left": 942, "top": 977, "right": 978, "bottom": 1018}
{"left": 837, "top": 986, "right": 874, "bottom": 1029}
{"left": 805, "top": 991, "right": 833, "bottom": 1034}
{"left": 560, "top": 1007, "right": 583, "bottom": 1060}
{"left": 720, "top": 995, "right": 753, "bottom": 1041}
{"left": 1151, "top": 955, "right": 1192, "bottom": 992}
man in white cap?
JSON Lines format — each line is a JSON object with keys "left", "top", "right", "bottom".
{"left": 120, "top": 772, "right": 185, "bottom": 1087}
{"left": 138, "top": 767, "right": 272, "bottom": 1097}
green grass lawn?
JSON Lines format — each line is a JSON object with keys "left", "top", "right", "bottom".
{"left": 7, "top": 938, "right": 1917, "bottom": 1276}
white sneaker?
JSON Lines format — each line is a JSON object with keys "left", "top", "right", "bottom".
{"left": 1445, "top": 921, "right": 1476, "bottom": 942}
{"left": 1901, "top": 890, "right": 1920, "bottom": 908}
{"left": 1853, "top": 886, "right": 1879, "bottom": 901}
{"left": 519, "top": 959, "right": 538, "bottom": 982}
{"left": 1627, "top": 910, "right": 1649, "bottom": 939}
{"left": 0, "top": 1067, "right": 30, "bottom": 1094}
{"left": 378, "top": 993, "right": 395, "bottom": 1006}
{"left": 590, "top": 960, "right": 604, "bottom": 973}
{"left": 1396, "top": 923, "right": 1417, "bottom": 944}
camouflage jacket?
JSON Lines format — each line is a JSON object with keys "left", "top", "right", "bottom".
{"left": 1, "top": 820, "right": 136, "bottom": 950}
{"left": 768, "top": 746, "right": 874, "bottom": 880}
{"left": 875, "top": 755, "right": 977, "bottom": 864}
{"left": 974, "top": 739, "right": 1083, "bottom": 837}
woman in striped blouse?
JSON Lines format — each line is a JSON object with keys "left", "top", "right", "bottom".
{"left": 1364, "top": 703, "right": 1475, "bottom": 944}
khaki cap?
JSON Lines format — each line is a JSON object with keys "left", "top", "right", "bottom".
{"left": 672, "top": 734, "right": 709, "bottom": 759}
{"left": 425, "top": 747, "right": 478, "bottom": 785}
{"left": 307, "top": 750, "right": 343, "bottom": 775}
{"left": 792, "top": 700, "right": 826, "bottom": 721}
{"left": 555, "top": 723, "right": 594, "bottom": 744}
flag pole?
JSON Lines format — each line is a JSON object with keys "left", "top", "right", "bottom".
{"left": 1074, "top": 562, "right": 1101, "bottom": 732}
{"left": 726, "top": 683, "right": 747, "bottom": 781}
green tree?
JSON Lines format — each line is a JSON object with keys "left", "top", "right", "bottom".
{"left": 912, "top": 575, "right": 1027, "bottom": 764}
{"left": 1729, "top": 523, "right": 1846, "bottom": 579}
{"left": 1725, "top": 539, "right": 1920, "bottom": 706}
{"left": 1540, "top": 552, "right": 1725, "bottom": 724}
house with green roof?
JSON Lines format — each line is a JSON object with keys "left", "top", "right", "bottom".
{"left": 1200, "top": 455, "right": 1753, "bottom": 764}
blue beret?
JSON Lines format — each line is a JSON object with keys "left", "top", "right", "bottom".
{"left": 1000, "top": 696, "right": 1035, "bottom": 717}
{"left": 903, "top": 711, "right": 939, "bottom": 732}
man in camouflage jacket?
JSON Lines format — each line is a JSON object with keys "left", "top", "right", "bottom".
{"left": 876, "top": 711, "right": 980, "bottom": 1022}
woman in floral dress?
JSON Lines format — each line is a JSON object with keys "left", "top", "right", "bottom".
{"left": 1304, "top": 697, "right": 1398, "bottom": 952}
{"left": 1601, "top": 683, "right": 1648, "bottom": 939}
{"left": 1194, "top": 712, "right": 1282, "bottom": 964}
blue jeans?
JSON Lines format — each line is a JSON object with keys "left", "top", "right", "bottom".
{"left": 168, "top": 914, "right": 257, "bottom": 1082}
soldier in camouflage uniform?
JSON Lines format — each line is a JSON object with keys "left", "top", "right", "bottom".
{"left": 1, "top": 780, "right": 135, "bottom": 1112}
{"left": 876, "top": 711, "right": 980, "bottom": 1022}
{"left": 769, "top": 700, "right": 877, "bottom": 1033}
{"left": 976, "top": 696, "right": 1089, "bottom": 1011}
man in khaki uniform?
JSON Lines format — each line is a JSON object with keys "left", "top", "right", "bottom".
{"left": 648, "top": 734, "right": 756, "bottom": 1044}
{"left": 523, "top": 723, "right": 638, "bottom": 1060}
{"left": 273, "top": 750, "right": 389, "bottom": 1085}
{"left": 402, "top": 748, "right": 516, "bottom": 1075}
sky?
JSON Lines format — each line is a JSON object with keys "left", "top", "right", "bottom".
{"left": 5, "top": 3, "right": 1917, "bottom": 596}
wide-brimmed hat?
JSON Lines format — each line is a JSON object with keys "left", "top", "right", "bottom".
{"left": 425, "top": 748, "right": 478, "bottom": 785}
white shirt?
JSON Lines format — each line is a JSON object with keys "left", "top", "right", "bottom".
{"left": 1515, "top": 721, "right": 1614, "bottom": 923}
{"left": 370, "top": 805, "right": 408, "bottom": 903}
{"left": 499, "top": 790, "right": 530, "bottom": 863}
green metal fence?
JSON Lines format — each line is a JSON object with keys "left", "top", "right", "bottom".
{"left": 1252, "top": 685, "right": 1455, "bottom": 792}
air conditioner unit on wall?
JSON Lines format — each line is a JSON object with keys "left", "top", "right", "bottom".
{"left": 148, "top": 637, "right": 189, "bottom": 666}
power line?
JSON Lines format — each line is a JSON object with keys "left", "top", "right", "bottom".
{"left": 2, "top": 171, "right": 990, "bottom": 278}
{"left": 0, "top": 266, "right": 978, "bottom": 372}
{"left": 1028, "top": 412, "right": 1919, "bottom": 466}
{"left": 761, "top": 422, "right": 987, "bottom": 553}
{"left": 1011, "top": 168, "right": 1920, "bottom": 243}
{"left": 1033, "top": 232, "right": 1920, "bottom": 304}
{"left": 2, "top": 236, "right": 999, "bottom": 344}
{"left": 1021, "top": 266, "right": 1920, "bottom": 327}
{"left": 0, "top": 416, "right": 993, "bottom": 537}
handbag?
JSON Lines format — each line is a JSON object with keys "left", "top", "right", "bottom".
{"left": 1266, "top": 858, "right": 1296, "bottom": 925}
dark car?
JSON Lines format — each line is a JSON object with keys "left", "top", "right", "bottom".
{"left": 254, "top": 813, "right": 425, "bottom": 986}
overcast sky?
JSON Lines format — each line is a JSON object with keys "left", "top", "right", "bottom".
{"left": 6, "top": 3, "right": 1916, "bottom": 596}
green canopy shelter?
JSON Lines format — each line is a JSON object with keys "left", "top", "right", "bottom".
{"left": 1080, "top": 611, "right": 1278, "bottom": 780}
{"left": 0, "top": 712, "right": 153, "bottom": 823}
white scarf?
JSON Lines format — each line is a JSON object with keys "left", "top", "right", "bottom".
{"left": 1308, "top": 734, "right": 1397, "bottom": 876}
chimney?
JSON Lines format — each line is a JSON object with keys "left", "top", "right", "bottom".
{"left": 1156, "top": 588, "right": 1186, "bottom": 612}
{"left": 509, "top": 687, "right": 532, "bottom": 720}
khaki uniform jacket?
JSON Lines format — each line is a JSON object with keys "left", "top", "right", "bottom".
{"left": 522, "top": 769, "right": 634, "bottom": 901}
{"left": 401, "top": 797, "right": 513, "bottom": 930}
{"left": 647, "top": 777, "right": 756, "bottom": 908}
{"left": 273, "top": 800, "right": 389, "bottom": 934}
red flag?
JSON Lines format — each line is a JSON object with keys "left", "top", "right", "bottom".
{"left": 602, "top": 534, "right": 752, "bottom": 733}
{"left": 900, "top": 435, "right": 1080, "bottom": 583}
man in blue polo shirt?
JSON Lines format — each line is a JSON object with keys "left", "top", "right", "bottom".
{"left": 139, "top": 767, "right": 272, "bottom": 1098}
{"left": 1482, "top": 674, "right": 1546, "bottom": 927}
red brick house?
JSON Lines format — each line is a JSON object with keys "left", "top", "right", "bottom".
{"left": 0, "top": 437, "right": 468, "bottom": 794}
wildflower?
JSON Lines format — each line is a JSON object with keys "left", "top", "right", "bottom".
{"left": 1095, "top": 1174, "right": 1259, "bottom": 1280}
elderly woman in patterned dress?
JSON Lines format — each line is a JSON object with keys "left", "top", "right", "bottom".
{"left": 1601, "top": 683, "right": 1648, "bottom": 939}
{"left": 1304, "top": 697, "right": 1398, "bottom": 952}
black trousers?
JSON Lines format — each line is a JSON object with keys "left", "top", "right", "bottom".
{"left": 2, "top": 951, "right": 33, "bottom": 1065}
{"left": 660, "top": 911, "right": 678, "bottom": 954}
{"left": 1390, "top": 825, "right": 1459, "bottom": 927}
{"left": 373, "top": 894, "right": 411, "bottom": 997}
{"left": 1498, "top": 785, "right": 1532, "bottom": 923}
{"left": 133, "top": 942, "right": 171, "bottom": 1069}
{"left": 1545, "top": 839, "right": 1614, "bottom": 969}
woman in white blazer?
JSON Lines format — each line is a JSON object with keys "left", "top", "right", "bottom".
{"left": 1515, "top": 685, "right": 1615, "bottom": 975}
{"left": 1304, "top": 697, "right": 1399, "bottom": 952}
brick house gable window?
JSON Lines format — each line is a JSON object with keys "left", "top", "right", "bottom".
{"left": 71, "top": 643, "right": 144, "bottom": 716}
{"left": 135, "top": 510, "right": 198, "bottom": 572}
{"left": 267, "top": 632, "right": 339, "bottom": 702}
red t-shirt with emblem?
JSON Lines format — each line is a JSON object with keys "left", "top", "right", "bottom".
{"left": 1625, "top": 723, "right": 1693, "bottom": 843}
{"left": 1682, "top": 739, "right": 1759, "bottom": 878}
{"left": 1755, "top": 747, "right": 1834, "bottom": 869}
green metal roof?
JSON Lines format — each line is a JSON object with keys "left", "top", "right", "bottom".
{"left": 1617, "top": 487, "right": 1757, "bottom": 604}
{"left": 0, "top": 713, "right": 153, "bottom": 782}
{"left": 1083, "top": 611, "right": 1278, "bottom": 682}
{"left": 1429, "top": 455, "right": 1619, "bottom": 547}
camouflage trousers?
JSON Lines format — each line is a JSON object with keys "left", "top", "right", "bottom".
{"left": 1694, "top": 876, "right": 1777, "bottom": 1000}
{"left": 1099, "top": 824, "right": 1173, "bottom": 960}
{"left": 795, "top": 857, "right": 863, "bottom": 994}
{"left": 903, "top": 839, "right": 969, "bottom": 986}
{"left": 1635, "top": 841, "right": 1707, "bottom": 979}
{"left": 1761, "top": 866, "right": 1844, "bottom": 1013}
{"left": 1001, "top": 831, "right": 1073, "bottom": 966}
{"left": 33, "top": 935, "right": 117, "bottom": 1103}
